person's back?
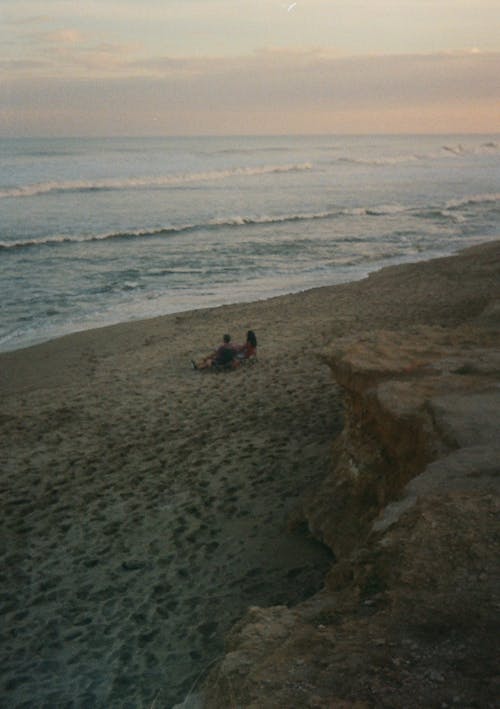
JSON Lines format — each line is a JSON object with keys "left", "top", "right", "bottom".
{"left": 192, "top": 333, "right": 236, "bottom": 370}
{"left": 215, "top": 342, "right": 236, "bottom": 366}
{"left": 212, "top": 333, "right": 237, "bottom": 368}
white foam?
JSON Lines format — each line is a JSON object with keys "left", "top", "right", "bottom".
{"left": 445, "top": 193, "right": 500, "bottom": 209}
{"left": 0, "top": 210, "right": 338, "bottom": 250}
{"left": 0, "top": 163, "right": 312, "bottom": 199}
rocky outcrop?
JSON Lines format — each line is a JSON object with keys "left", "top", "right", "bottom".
{"left": 303, "top": 323, "right": 500, "bottom": 559}
{"left": 202, "top": 308, "right": 499, "bottom": 707}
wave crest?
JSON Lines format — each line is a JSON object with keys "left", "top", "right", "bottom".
{"left": 0, "top": 211, "right": 336, "bottom": 250}
{"left": 445, "top": 193, "right": 500, "bottom": 209}
{"left": 2, "top": 193, "right": 497, "bottom": 251}
{"left": 330, "top": 141, "right": 500, "bottom": 167}
{"left": 442, "top": 142, "right": 500, "bottom": 156}
{"left": 0, "top": 163, "right": 312, "bottom": 199}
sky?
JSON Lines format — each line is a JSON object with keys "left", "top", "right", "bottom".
{"left": 1, "top": 0, "right": 499, "bottom": 136}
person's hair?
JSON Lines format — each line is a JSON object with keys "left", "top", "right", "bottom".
{"left": 223, "top": 333, "right": 231, "bottom": 343}
{"left": 247, "top": 330, "right": 257, "bottom": 347}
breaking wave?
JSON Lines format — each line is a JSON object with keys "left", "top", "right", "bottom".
{"left": 444, "top": 192, "right": 500, "bottom": 209}
{"left": 328, "top": 141, "right": 500, "bottom": 167}
{"left": 0, "top": 163, "right": 312, "bottom": 199}
{"left": 335, "top": 155, "right": 421, "bottom": 167}
{"left": 2, "top": 193, "right": 498, "bottom": 251}
{"left": 0, "top": 211, "right": 337, "bottom": 250}
{"left": 442, "top": 142, "right": 500, "bottom": 156}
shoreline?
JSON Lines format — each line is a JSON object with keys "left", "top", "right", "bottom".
{"left": 1, "top": 240, "right": 499, "bottom": 708}
{"left": 2, "top": 235, "right": 498, "bottom": 357}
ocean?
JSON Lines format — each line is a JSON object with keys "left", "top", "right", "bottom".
{"left": 1, "top": 134, "right": 499, "bottom": 352}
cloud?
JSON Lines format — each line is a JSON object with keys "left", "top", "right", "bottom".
{"left": 43, "top": 28, "right": 85, "bottom": 45}
{"left": 125, "top": 48, "right": 500, "bottom": 106}
{"left": 0, "top": 24, "right": 141, "bottom": 77}
{"left": 4, "top": 0, "right": 499, "bottom": 61}
{"left": 1, "top": 49, "right": 499, "bottom": 135}
{"left": 1, "top": 14, "right": 51, "bottom": 26}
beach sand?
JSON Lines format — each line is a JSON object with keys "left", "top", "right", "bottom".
{"left": 1, "top": 240, "right": 499, "bottom": 708}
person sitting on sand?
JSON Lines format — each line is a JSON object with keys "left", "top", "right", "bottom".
{"left": 235, "top": 330, "right": 257, "bottom": 361}
{"left": 192, "top": 333, "right": 237, "bottom": 370}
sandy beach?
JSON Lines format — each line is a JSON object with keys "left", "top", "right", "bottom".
{"left": 1, "top": 240, "right": 499, "bottom": 708}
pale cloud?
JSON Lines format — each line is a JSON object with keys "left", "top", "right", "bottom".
{"left": 2, "top": 0, "right": 500, "bottom": 59}
{"left": 1, "top": 14, "right": 51, "bottom": 27}
{"left": 1, "top": 24, "right": 141, "bottom": 78}
{"left": 101, "top": 49, "right": 500, "bottom": 109}
{"left": 1, "top": 49, "right": 498, "bottom": 135}
{"left": 1, "top": 0, "right": 499, "bottom": 135}
{"left": 43, "top": 28, "right": 86, "bottom": 45}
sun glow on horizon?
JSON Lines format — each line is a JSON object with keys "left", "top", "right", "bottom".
{"left": 1, "top": 1, "right": 499, "bottom": 136}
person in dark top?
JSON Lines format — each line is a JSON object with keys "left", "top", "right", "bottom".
{"left": 192, "top": 334, "right": 236, "bottom": 370}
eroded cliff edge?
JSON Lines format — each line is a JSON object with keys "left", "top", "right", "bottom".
{"left": 201, "top": 246, "right": 500, "bottom": 708}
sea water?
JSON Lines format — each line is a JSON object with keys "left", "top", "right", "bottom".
{"left": 1, "top": 134, "right": 499, "bottom": 352}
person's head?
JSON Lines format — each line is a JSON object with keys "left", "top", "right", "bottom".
{"left": 223, "top": 333, "right": 231, "bottom": 343}
{"left": 247, "top": 330, "right": 257, "bottom": 347}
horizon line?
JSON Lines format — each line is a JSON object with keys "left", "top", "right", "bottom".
{"left": 1, "top": 130, "right": 500, "bottom": 140}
